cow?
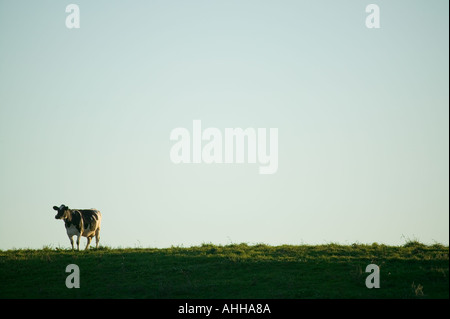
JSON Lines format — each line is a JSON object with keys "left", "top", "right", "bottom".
{"left": 53, "top": 204, "right": 102, "bottom": 250}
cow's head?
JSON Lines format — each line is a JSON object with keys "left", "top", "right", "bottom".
{"left": 53, "top": 204, "right": 70, "bottom": 220}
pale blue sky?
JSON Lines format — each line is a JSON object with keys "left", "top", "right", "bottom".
{"left": 0, "top": 0, "right": 448, "bottom": 249}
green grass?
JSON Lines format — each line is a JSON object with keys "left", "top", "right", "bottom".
{"left": 0, "top": 242, "right": 448, "bottom": 299}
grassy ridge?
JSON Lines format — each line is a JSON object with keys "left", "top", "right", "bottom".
{"left": 0, "top": 242, "right": 448, "bottom": 299}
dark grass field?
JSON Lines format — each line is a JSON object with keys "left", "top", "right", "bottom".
{"left": 0, "top": 242, "right": 448, "bottom": 299}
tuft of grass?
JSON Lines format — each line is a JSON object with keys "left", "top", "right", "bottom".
{"left": 403, "top": 240, "right": 427, "bottom": 248}
{"left": 411, "top": 282, "right": 424, "bottom": 297}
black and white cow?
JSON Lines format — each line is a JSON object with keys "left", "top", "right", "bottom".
{"left": 53, "top": 204, "right": 102, "bottom": 250}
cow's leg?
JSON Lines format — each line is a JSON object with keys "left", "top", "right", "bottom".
{"left": 85, "top": 236, "right": 92, "bottom": 250}
{"left": 95, "top": 228, "right": 100, "bottom": 248}
{"left": 69, "top": 236, "right": 74, "bottom": 250}
{"left": 76, "top": 235, "right": 81, "bottom": 250}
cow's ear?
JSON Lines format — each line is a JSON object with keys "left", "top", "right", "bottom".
{"left": 53, "top": 206, "right": 58, "bottom": 211}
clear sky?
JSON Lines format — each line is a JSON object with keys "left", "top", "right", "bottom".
{"left": 0, "top": 0, "right": 448, "bottom": 250}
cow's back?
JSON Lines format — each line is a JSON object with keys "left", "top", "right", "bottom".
{"left": 78, "top": 209, "right": 101, "bottom": 236}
